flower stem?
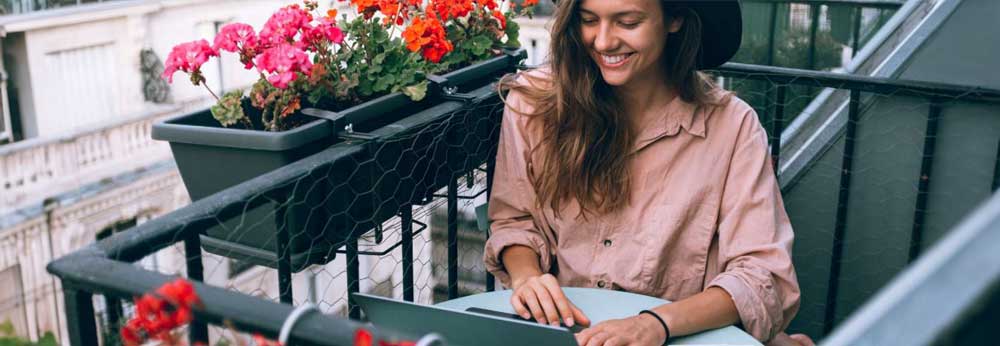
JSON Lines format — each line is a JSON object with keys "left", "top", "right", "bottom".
{"left": 202, "top": 83, "right": 221, "bottom": 102}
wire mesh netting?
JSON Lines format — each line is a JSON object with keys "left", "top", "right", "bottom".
{"left": 67, "top": 63, "right": 1000, "bottom": 346}
{"left": 85, "top": 72, "right": 509, "bottom": 345}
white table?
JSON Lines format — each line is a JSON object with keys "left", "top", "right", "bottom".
{"left": 436, "top": 287, "right": 762, "bottom": 346}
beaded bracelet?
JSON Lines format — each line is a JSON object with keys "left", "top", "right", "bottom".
{"left": 638, "top": 309, "right": 671, "bottom": 343}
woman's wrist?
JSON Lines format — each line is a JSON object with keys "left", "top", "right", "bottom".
{"left": 501, "top": 245, "right": 544, "bottom": 289}
{"left": 638, "top": 310, "right": 671, "bottom": 344}
{"left": 509, "top": 270, "right": 544, "bottom": 289}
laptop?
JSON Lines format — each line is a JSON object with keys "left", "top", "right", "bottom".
{"left": 352, "top": 293, "right": 579, "bottom": 346}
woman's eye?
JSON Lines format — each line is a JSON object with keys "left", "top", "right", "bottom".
{"left": 619, "top": 21, "right": 640, "bottom": 28}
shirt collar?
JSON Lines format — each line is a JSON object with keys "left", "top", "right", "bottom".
{"left": 631, "top": 96, "right": 706, "bottom": 154}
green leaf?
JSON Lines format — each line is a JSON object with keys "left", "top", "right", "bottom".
{"left": 470, "top": 35, "right": 493, "bottom": 55}
{"left": 505, "top": 20, "right": 522, "bottom": 49}
{"left": 402, "top": 81, "right": 428, "bottom": 101}
{"left": 210, "top": 89, "right": 248, "bottom": 127}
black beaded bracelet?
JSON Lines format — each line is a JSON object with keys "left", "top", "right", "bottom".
{"left": 638, "top": 310, "right": 671, "bottom": 343}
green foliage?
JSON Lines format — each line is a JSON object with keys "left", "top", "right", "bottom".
{"left": 0, "top": 320, "right": 59, "bottom": 346}
{"left": 324, "top": 16, "right": 434, "bottom": 107}
{"left": 211, "top": 90, "right": 248, "bottom": 128}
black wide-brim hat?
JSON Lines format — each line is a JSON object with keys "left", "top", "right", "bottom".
{"left": 551, "top": 0, "right": 743, "bottom": 70}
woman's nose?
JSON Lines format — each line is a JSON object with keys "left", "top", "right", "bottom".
{"left": 593, "top": 23, "right": 618, "bottom": 52}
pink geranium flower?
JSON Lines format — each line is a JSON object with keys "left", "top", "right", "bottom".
{"left": 301, "top": 17, "right": 345, "bottom": 51}
{"left": 259, "top": 4, "right": 313, "bottom": 47}
{"left": 162, "top": 39, "right": 219, "bottom": 83}
{"left": 215, "top": 23, "right": 260, "bottom": 69}
{"left": 215, "top": 23, "right": 259, "bottom": 53}
{"left": 255, "top": 43, "right": 313, "bottom": 89}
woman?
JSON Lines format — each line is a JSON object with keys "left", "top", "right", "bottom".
{"left": 484, "top": 0, "right": 812, "bottom": 345}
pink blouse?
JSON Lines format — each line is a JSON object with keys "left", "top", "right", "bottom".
{"left": 482, "top": 71, "right": 801, "bottom": 342}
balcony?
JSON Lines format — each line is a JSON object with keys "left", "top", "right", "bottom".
{"left": 41, "top": 58, "right": 1000, "bottom": 346}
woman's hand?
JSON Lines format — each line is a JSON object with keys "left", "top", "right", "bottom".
{"left": 510, "top": 273, "right": 591, "bottom": 328}
{"left": 574, "top": 314, "right": 666, "bottom": 346}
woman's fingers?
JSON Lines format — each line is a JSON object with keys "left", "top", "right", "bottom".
{"left": 519, "top": 288, "right": 548, "bottom": 323}
{"left": 574, "top": 328, "right": 595, "bottom": 346}
{"left": 541, "top": 277, "right": 577, "bottom": 326}
{"left": 584, "top": 331, "right": 611, "bottom": 346}
{"left": 510, "top": 292, "right": 530, "bottom": 319}
{"left": 510, "top": 274, "right": 587, "bottom": 327}
{"left": 531, "top": 284, "right": 563, "bottom": 325}
{"left": 569, "top": 301, "right": 591, "bottom": 327}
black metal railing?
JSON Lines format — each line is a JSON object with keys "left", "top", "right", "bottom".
{"left": 712, "top": 62, "right": 1000, "bottom": 338}
{"left": 47, "top": 62, "right": 1000, "bottom": 346}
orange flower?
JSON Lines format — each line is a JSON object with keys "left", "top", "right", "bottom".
{"left": 492, "top": 10, "right": 506, "bottom": 30}
{"left": 349, "top": 0, "right": 381, "bottom": 19}
{"left": 522, "top": 0, "right": 539, "bottom": 7}
{"left": 477, "top": 0, "right": 498, "bottom": 10}
{"left": 429, "top": 0, "right": 474, "bottom": 21}
{"left": 327, "top": 9, "right": 338, "bottom": 19}
{"left": 402, "top": 16, "right": 454, "bottom": 63}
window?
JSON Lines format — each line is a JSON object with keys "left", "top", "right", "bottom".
{"left": 95, "top": 218, "right": 137, "bottom": 241}
{"left": 0, "top": 0, "right": 125, "bottom": 16}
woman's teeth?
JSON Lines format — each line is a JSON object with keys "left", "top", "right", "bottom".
{"left": 602, "top": 53, "right": 630, "bottom": 65}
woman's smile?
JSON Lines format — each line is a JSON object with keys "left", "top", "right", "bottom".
{"left": 597, "top": 52, "right": 635, "bottom": 68}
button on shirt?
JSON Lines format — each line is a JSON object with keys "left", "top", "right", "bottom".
{"left": 483, "top": 71, "right": 801, "bottom": 342}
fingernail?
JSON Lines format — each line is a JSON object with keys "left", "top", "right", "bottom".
{"left": 566, "top": 317, "right": 574, "bottom": 326}
{"left": 550, "top": 321, "right": 560, "bottom": 327}
{"left": 521, "top": 313, "right": 530, "bottom": 319}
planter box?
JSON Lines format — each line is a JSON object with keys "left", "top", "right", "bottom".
{"left": 152, "top": 49, "right": 525, "bottom": 272}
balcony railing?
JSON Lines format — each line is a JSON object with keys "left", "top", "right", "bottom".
{"left": 0, "top": 105, "right": 181, "bottom": 213}
{"left": 46, "top": 63, "right": 1000, "bottom": 346}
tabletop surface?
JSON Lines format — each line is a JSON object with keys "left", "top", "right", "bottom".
{"left": 435, "top": 287, "right": 763, "bottom": 346}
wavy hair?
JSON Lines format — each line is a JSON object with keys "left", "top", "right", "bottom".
{"left": 499, "top": 0, "right": 721, "bottom": 218}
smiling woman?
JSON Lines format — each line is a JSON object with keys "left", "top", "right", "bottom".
{"left": 486, "top": 1, "right": 813, "bottom": 346}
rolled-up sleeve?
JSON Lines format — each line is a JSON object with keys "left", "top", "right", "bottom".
{"left": 707, "top": 108, "right": 801, "bottom": 342}
{"left": 482, "top": 89, "right": 553, "bottom": 288}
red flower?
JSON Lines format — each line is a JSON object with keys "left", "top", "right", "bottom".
{"left": 429, "top": 0, "right": 474, "bottom": 21}
{"left": 120, "top": 279, "right": 201, "bottom": 346}
{"left": 492, "top": 10, "right": 506, "bottom": 30}
{"left": 347, "top": 0, "right": 382, "bottom": 19}
{"left": 477, "top": 0, "right": 498, "bottom": 10}
{"left": 355, "top": 329, "right": 373, "bottom": 346}
{"left": 402, "top": 16, "right": 454, "bottom": 63}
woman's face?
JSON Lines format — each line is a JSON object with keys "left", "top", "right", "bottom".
{"left": 578, "top": 0, "right": 682, "bottom": 88}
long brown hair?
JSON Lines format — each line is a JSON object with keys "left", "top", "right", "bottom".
{"left": 500, "top": 0, "right": 721, "bottom": 218}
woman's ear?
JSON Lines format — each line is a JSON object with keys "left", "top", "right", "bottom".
{"left": 668, "top": 16, "right": 684, "bottom": 34}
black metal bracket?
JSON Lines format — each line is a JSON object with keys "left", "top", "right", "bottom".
{"left": 427, "top": 74, "right": 478, "bottom": 103}
{"left": 336, "top": 219, "right": 429, "bottom": 257}
{"left": 300, "top": 108, "right": 380, "bottom": 142}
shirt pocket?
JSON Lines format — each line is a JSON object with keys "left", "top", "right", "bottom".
{"left": 635, "top": 202, "right": 719, "bottom": 298}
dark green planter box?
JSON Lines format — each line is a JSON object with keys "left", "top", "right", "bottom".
{"left": 152, "top": 49, "right": 525, "bottom": 272}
